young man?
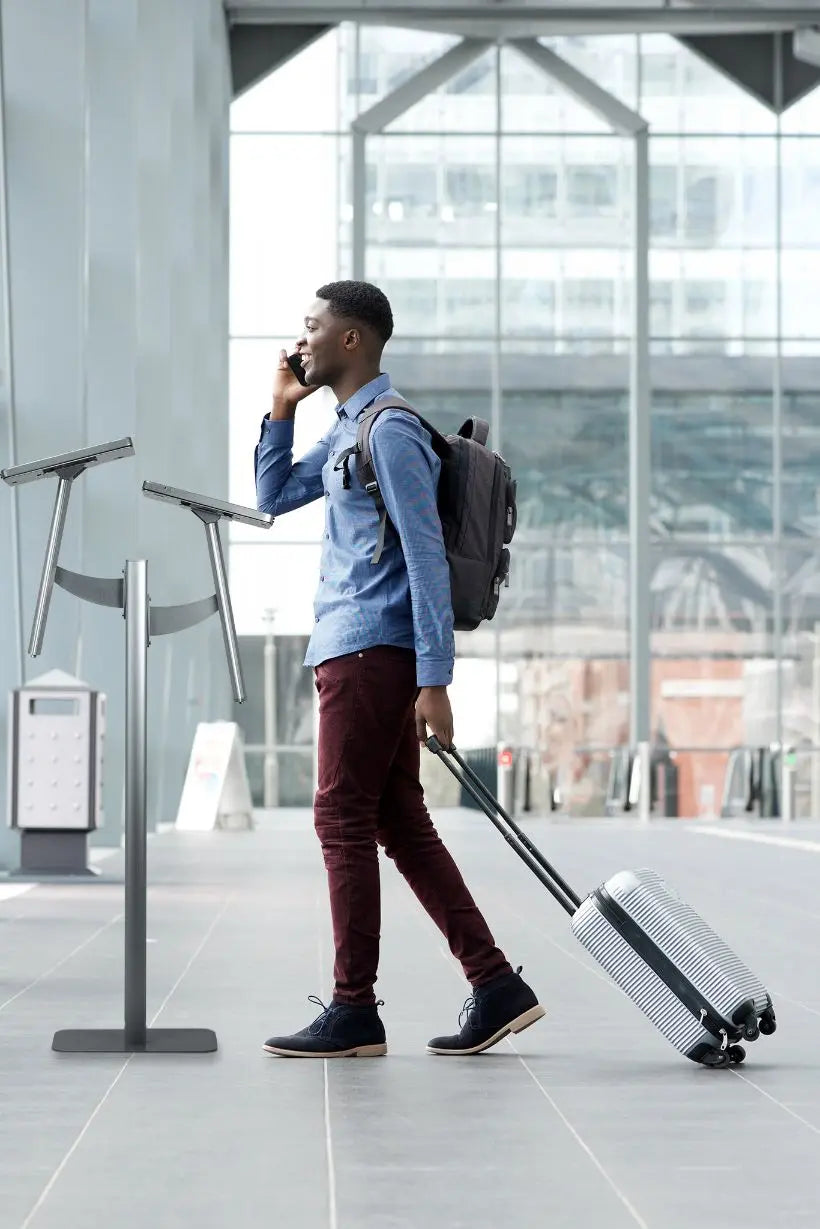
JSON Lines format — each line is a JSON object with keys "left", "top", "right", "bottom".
{"left": 255, "top": 280, "right": 544, "bottom": 1058}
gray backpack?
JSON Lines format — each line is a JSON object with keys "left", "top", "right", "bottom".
{"left": 334, "top": 394, "right": 517, "bottom": 631}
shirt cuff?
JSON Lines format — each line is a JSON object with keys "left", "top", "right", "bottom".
{"left": 416, "top": 658, "right": 454, "bottom": 688}
{"left": 259, "top": 416, "right": 294, "bottom": 445}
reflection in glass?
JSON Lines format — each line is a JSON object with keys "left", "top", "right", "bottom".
{"left": 784, "top": 394, "right": 820, "bottom": 536}
{"left": 652, "top": 393, "right": 772, "bottom": 537}
{"left": 504, "top": 391, "right": 627, "bottom": 536}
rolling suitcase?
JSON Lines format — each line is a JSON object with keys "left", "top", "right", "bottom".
{"left": 428, "top": 737, "right": 776, "bottom": 1068}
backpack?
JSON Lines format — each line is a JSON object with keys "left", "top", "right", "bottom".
{"left": 334, "top": 394, "right": 517, "bottom": 632}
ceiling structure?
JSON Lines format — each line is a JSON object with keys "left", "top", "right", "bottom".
{"left": 225, "top": 3, "right": 820, "bottom": 34}
{"left": 225, "top": 3, "right": 820, "bottom": 110}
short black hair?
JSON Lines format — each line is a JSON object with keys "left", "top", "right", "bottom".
{"left": 315, "top": 280, "right": 394, "bottom": 344}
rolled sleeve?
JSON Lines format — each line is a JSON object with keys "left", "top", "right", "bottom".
{"left": 254, "top": 416, "right": 328, "bottom": 516}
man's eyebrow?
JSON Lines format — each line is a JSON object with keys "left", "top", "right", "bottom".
{"left": 304, "top": 316, "right": 317, "bottom": 325}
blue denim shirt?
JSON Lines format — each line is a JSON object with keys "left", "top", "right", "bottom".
{"left": 254, "top": 373, "right": 455, "bottom": 687}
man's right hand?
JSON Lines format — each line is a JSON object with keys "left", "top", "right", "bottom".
{"left": 270, "top": 349, "right": 318, "bottom": 421}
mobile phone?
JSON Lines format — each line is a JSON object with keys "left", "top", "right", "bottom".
{"left": 287, "top": 352, "right": 309, "bottom": 386}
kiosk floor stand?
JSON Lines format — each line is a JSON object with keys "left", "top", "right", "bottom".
{"left": 52, "top": 560, "right": 218, "bottom": 1054}
{"left": 3, "top": 443, "right": 274, "bottom": 1055}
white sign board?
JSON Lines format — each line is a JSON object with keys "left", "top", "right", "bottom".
{"left": 175, "top": 722, "right": 254, "bottom": 832}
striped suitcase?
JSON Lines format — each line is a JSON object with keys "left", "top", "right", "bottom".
{"left": 428, "top": 739, "right": 776, "bottom": 1068}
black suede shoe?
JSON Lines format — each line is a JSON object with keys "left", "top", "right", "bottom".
{"left": 427, "top": 967, "right": 545, "bottom": 1056}
{"left": 263, "top": 996, "right": 387, "bottom": 1058}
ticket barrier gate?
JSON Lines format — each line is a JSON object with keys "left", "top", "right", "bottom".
{"left": 605, "top": 746, "right": 679, "bottom": 818}
{"left": 721, "top": 746, "right": 787, "bottom": 820}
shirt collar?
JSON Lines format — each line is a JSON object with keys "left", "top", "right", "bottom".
{"left": 336, "top": 373, "right": 392, "bottom": 422}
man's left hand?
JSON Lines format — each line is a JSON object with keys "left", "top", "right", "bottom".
{"left": 415, "top": 686, "right": 454, "bottom": 750}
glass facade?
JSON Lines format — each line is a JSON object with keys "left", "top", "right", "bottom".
{"left": 230, "top": 27, "right": 820, "bottom": 817}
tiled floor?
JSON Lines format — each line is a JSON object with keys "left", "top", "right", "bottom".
{"left": 1, "top": 810, "right": 818, "bottom": 1229}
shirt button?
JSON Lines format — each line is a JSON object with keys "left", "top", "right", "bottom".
{"left": 325, "top": 532, "right": 330, "bottom": 539}
{"left": 315, "top": 617, "right": 320, "bottom": 623}
{"left": 325, "top": 492, "right": 330, "bottom": 498}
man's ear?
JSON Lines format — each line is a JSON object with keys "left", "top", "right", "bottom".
{"left": 343, "top": 327, "right": 361, "bottom": 352}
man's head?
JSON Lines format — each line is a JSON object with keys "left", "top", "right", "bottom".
{"left": 296, "top": 280, "right": 394, "bottom": 388}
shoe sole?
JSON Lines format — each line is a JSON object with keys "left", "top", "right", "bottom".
{"left": 426, "top": 1004, "right": 546, "bottom": 1056}
{"left": 263, "top": 1042, "right": 387, "bottom": 1058}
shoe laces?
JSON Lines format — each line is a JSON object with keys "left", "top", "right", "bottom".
{"left": 306, "top": 994, "right": 384, "bottom": 1035}
{"left": 458, "top": 995, "right": 477, "bottom": 1029}
{"left": 306, "top": 995, "right": 334, "bottom": 1035}
{"left": 461, "top": 965, "right": 523, "bottom": 1027}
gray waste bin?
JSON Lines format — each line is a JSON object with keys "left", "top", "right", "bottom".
{"left": 8, "top": 668, "right": 105, "bottom": 874}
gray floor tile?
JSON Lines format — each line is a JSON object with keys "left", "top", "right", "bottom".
{"left": 1, "top": 811, "right": 819, "bottom": 1229}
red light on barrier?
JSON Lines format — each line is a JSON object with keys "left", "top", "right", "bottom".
{"left": 498, "top": 749, "right": 513, "bottom": 768}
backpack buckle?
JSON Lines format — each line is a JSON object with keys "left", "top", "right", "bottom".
{"left": 365, "top": 481, "right": 379, "bottom": 494}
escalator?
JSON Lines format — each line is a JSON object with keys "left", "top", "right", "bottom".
{"left": 605, "top": 746, "right": 679, "bottom": 817}
{"left": 721, "top": 746, "right": 781, "bottom": 819}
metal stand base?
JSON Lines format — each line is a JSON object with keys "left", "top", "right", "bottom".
{"left": 52, "top": 1027, "right": 218, "bottom": 1054}
{"left": 10, "top": 866, "right": 100, "bottom": 878}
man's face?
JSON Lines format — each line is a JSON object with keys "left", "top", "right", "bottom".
{"left": 295, "top": 298, "right": 355, "bottom": 387}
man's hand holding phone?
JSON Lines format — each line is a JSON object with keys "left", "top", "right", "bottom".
{"left": 270, "top": 349, "right": 318, "bottom": 421}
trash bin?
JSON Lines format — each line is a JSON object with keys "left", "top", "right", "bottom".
{"left": 8, "top": 668, "right": 105, "bottom": 875}
{"left": 459, "top": 747, "right": 495, "bottom": 810}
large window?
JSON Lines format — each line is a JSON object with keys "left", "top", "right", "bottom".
{"left": 230, "top": 26, "right": 820, "bottom": 816}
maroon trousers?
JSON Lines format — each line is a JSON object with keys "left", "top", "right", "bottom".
{"left": 313, "top": 646, "right": 511, "bottom": 1006}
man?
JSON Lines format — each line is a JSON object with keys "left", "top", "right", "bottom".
{"left": 255, "top": 280, "right": 544, "bottom": 1058}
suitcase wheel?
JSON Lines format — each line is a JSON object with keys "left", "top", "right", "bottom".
{"left": 744, "top": 1021, "right": 761, "bottom": 1042}
{"left": 759, "top": 1009, "right": 777, "bottom": 1036}
{"left": 699, "top": 1049, "right": 731, "bottom": 1069}
{"left": 700, "top": 1044, "right": 745, "bottom": 1068}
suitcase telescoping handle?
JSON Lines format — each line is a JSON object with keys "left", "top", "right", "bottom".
{"left": 426, "top": 737, "right": 582, "bottom": 918}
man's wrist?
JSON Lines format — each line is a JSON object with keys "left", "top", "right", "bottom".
{"left": 269, "top": 396, "right": 297, "bottom": 421}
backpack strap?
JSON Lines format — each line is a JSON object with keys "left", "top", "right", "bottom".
{"left": 353, "top": 394, "right": 446, "bottom": 565}
{"left": 333, "top": 445, "right": 356, "bottom": 490}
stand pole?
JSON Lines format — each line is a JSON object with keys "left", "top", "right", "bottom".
{"left": 52, "top": 555, "right": 217, "bottom": 1053}
{"left": 124, "top": 559, "right": 148, "bottom": 1048}
{"left": 29, "top": 476, "right": 74, "bottom": 656}
{"left": 202, "top": 518, "right": 244, "bottom": 703}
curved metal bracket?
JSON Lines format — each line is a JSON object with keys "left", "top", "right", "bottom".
{"left": 149, "top": 594, "right": 218, "bottom": 637}
{"left": 55, "top": 566, "right": 125, "bottom": 610}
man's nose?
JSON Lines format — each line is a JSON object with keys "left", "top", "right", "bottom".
{"left": 295, "top": 333, "right": 307, "bottom": 350}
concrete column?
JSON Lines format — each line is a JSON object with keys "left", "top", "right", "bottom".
{"left": 0, "top": 0, "right": 230, "bottom": 867}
